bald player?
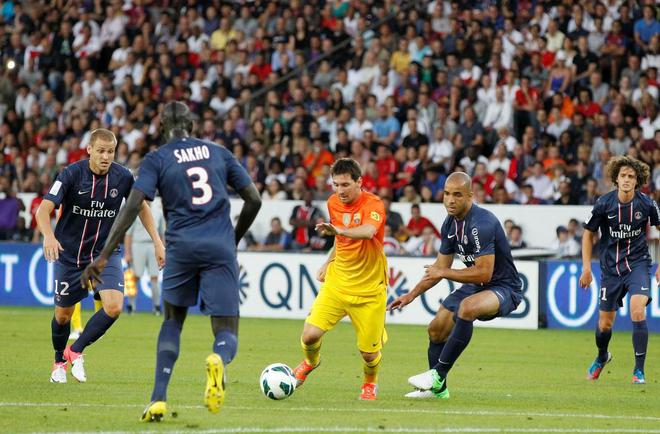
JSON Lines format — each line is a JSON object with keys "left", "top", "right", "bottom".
{"left": 82, "top": 101, "right": 262, "bottom": 421}
{"left": 388, "top": 172, "right": 522, "bottom": 399}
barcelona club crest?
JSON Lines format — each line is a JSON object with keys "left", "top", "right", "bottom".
{"left": 353, "top": 213, "right": 361, "bottom": 225}
{"left": 342, "top": 213, "right": 351, "bottom": 227}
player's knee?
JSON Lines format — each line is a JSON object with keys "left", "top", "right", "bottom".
{"left": 457, "top": 301, "right": 479, "bottom": 321}
{"left": 598, "top": 319, "right": 613, "bottom": 332}
{"left": 54, "top": 311, "right": 72, "bottom": 324}
{"left": 630, "top": 309, "right": 646, "bottom": 322}
{"left": 104, "top": 304, "right": 122, "bottom": 318}
{"left": 427, "top": 323, "right": 447, "bottom": 342}
{"left": 300, "top": 331, "right": 320, "bottom": 346}
{"left": 360, "top": 351, "right": 379, "bottom": 363}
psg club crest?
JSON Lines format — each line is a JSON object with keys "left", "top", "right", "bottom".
{"left": 109, "top": 188, "right": 118, "bottom": 198}
{"left": 634, "top": 211, "right": 642, "bottom": 220}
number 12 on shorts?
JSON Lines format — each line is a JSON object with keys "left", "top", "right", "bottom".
{"left": 54, "top": 280, "right": 70, "bottom": 296}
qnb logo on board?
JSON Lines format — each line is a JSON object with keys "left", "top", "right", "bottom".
{"left": 547, "top": 263, "right": 599, "bottom": 327}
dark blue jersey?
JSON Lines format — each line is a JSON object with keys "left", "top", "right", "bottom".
{"left": 44, "top": 160, "right": 134, "bottom": 267}
{"left": 583, "top": 190, "right": 660, "bottom": 277}
{"left": 439, "top": 204, "right": 522, "bottom": 291}
{"left": 133, "top": 137, "right": 252, "bottom": 265}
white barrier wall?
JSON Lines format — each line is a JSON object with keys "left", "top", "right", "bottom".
{"left": 17, "top": 194, "right": 656, "bottom": 251}
{"left": 227, "top": 199, "right": 594, "bottom": 248}
{"left": 235, "top": 252, "right": 539, "bottom": 330}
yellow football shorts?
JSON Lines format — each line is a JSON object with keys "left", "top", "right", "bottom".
{"left": 305, "top": 284, "right": 388, "bottom": 353}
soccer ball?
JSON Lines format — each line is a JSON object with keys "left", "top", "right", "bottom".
{"left": 259, "top": 363, "right": 296, "bottom": 400}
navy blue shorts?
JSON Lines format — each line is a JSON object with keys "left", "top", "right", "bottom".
{"left": 54, "top": 253, "right": 124, "bottom": 307}
{"left": 599, "top": 266, "right": 652, "bottom": 311}
{"left": 442, "top": 284, "right": 523, "bottom": 321}
{"left": 162, "top": 257, "right": 239, "bottom": 316}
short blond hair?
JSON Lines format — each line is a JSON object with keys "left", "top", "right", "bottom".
{"left": 89, "top": 128, "right": 117, "bottom": 147}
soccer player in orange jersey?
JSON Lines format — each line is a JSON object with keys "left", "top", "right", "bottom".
{"left": 292, "top": 158, "right": 388, "bottom": 400}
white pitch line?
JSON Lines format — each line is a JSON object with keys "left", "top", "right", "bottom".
{"left": 2, "top": 402, "right": 660, "bottom": 424}
{"left": 32, "top": 428, "right": 660, "bottom": 434}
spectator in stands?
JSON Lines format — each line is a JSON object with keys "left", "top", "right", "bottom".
{"left": 508, "top": 225, "right": 527, "bottom": 250}
{"left": 289, "top": 189, "right": 323, "bottom": 250}
{"left": 257, "top": 217, "right": 291, "bottom": 252}
{"left": 406, "top": 204, "right": 439, "bottom": 238}
{"left": 0, "top": 177, "right": 20, "bottom": 240}
{"left": 406, "top": 225, "right": 441, "bottom": 257}
{"left": 552, "top": 225, "right": 581, "bottom": 258}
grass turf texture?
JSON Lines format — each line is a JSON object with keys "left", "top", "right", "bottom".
{"left": 0, "top": 306, "right": 658, "bottom": 433}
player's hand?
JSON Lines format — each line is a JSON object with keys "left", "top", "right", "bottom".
{"left": 154, "top": 241, "right": 166, "bottom": 269}
{"left": 579, "top": 269, "right": 592, "bottom": 289}
{"left": 124, "top": 252, "right": 132, "bottom": 265}
{"left": 316, "top": 262, "right": 329, "bottom": 282}
{"left": 387, "top": 292, "right": 416, "bottom": 311}
{"left": 423, "top": 264, "right": 445, "bottom": 281}
{"left": 81, "top": 257, "right": 108, "bottom": 290}
{"left": 655, "top": 267, "right": 660, "bottom": 286}
{"left": 42, "top": 235, "right": 64, "bottom": 263}
{"left": 316, "top": 222, "right": 339, "bottom": 237}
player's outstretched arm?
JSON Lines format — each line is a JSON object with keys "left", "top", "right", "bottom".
{"left": 431, "top": 254, "right": 494, "bottom": 285}
{"left": 81, "top": 189, "right": 145, "bottom": 287}
{"left": 137, "top": 200, "right": 166, "bottom": 268}
{"left": 35, "top": 199, "right": 63, "bottom": 263}
{"left": 316, "top": 222, "right": 377, "bottom": 240}
{"left": 388, "top": 253, "right": 453, "bottom": 311}
{"left": 234, "top": 183, "right": 262, "bottom": 245}
{"left": 579, "top": 229, "right": 595, "bottom": 289}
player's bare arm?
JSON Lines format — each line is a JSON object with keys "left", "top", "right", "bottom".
{"left": 35, "top": 199, "right": 63, "bottom": 263}
{"left": 81, "top": 189, "right": 145, "bottom": 287}
{"left": 316, "top": 246, "right": 335, "bottom": 282}
{"left": 234, "top": 183, "right": 262, "bottom": 245}
{"left": 316, "top": 222, "right": 377, "bottom": 240}
{"left": 579, "top": 229, "right": 595, "bottom": 288}
{"left": 388, "top": 253, "right": 453, "bottom": 311}
{"left": 426, "top": 254, "right": 494, "bottom": 285}
{"left": 137, "top": 200, "right": 166, "bottom": 269}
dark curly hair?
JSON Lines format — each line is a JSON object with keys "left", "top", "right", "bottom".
{"left": 605, "top": 156, "right": 650, "bottom": 189}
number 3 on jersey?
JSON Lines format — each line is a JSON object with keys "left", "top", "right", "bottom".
{"left": 186, "top": 166, "right": 212, "bottom": 205}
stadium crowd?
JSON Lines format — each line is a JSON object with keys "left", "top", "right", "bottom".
{"left": 0, "top": 0, "right": 659, "bottom": 252}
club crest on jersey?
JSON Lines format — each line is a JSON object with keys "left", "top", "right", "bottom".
{"left": 342, "top": 213, "right": 351, "bottom": 226}
{"left": 110, "top": 188, "right": 118, "bottom": 198}
{"left": 353, "top": 213, "right": 361, "bottom": 225}
{"left": 635, "top": 211, "right": 642, "bottom": 220}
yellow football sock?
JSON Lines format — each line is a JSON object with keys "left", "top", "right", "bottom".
{"left": 94, "top": 299, "right": 103, "bottom": 313}
{"left": 363, "top": 352, "right": 382, "bottom": 384}
{"left": 301, "top": 338, "right": 321, "bottom": 367}
{"left": 71, "top": 302, "right": 82, "bottom": 332}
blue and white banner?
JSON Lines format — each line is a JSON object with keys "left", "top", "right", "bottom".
{"left": 0, "top": 243, "right": 539, "bottom": 329}
{"left": 542, "top": 260, "right": 660, "bottom": 331}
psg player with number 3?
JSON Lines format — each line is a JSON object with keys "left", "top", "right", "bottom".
{"left": 81, "top": 102, "right": 261, "bottom": 422}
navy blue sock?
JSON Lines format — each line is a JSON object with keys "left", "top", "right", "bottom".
{"left": 632, "top": 320, "right": 648, "bottom": 372}
{"left": 595, "top": 328, "right": 612, "bottom": 363}
{"left": 70, "top": 309, "right": 116, "bottom": 353}
{"left": 151, "top": 320, "right": 183, "bottom": 402}
{"left": 434, "top": 317, "right": 473, "bottom": 378}
{"left": 427, "top": 341, "right": 445, "bottom": 369}
{"left": 213, "top": 330, "right": 238, "bottom": 364}
{"left": 51, "top": 317, "right": 70, "bottom": 363}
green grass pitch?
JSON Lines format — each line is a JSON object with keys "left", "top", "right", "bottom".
{"left": 0, "top": 306, "right": 658, "bottom": 433}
